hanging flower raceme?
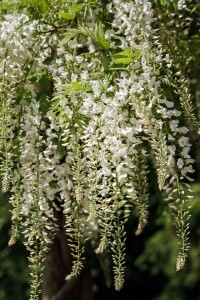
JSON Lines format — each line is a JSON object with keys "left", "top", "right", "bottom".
{"left": 0, "top": 0, "right": 198, "bottom": 299}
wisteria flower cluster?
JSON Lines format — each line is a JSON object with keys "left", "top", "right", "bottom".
{"left": 0, "top": 0, "right": 198, "bottom": 299}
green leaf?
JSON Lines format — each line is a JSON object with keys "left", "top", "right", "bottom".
{"left": 113, "top": 48, "right": 132, "bottom": 58}
{"left": 96, "top": 36, "right": 110, "bottom": 50}
{"left": 113, "top": 48, "right": 140, "bottom": 59}
{"left": 79, "top": 25, "right": 94, "bottom": 38}
{"left": 191, "top": 2, "right": 200, "bottom": 13}
{"left": 0, "top": 2, "right": 15, "bottom": 10}
{"left": 61, "top": 29, "right": 81, "bottom": 44}
{"left": 191, "top": 35, "right": 200, "bottom": 40}
{"left": 95, "top": 21, "right": 110, "bottom": 50}
{"left": 27, "top": 72, "right": 46, "bottom": 83}
{"left": 30, "top": 0, "right": 37, "bottom": 7}
{"left": 95, "top": 20, "right": 104, "bottom": 37}
{"left": 160, "top": 0, "right": 168, "bottom": 6}
{"left": 43, "top": 50, "right": 56, "bottom": 65}
{"left": 109, "top": 67, "right": 129, "bottom": 71}
{"left": 82, "top": 82, "right": 92, "bottom": 92}
{"left": 70, "top": 3, "right": 84, "bottom": 14}
{"left": 49, "top": 181, "right": 59, "bottom": 189}
{"left": 61, "top": 32, "right": 77, "bottom": 44}
{"left": 39, "top": 0, "right": 49, "bottom": 13}
{"left": 87, "top": 0, "right": 97, "bottom": 6}
{"left": 59, "top": 11, "right": 74, "bottom": 20}
{"left": 111, "top": 57, "right": 134, "bottom": 65}
{"left": 90, "top": 72, "right": 105, "bottom": 78}
{"left": 17, "top": 0, "right": 30, "bottom": 11}
{"left": 111, "top": 49, "right": 141, "bottom": 65}
{"left": 59, "top": 3, "right": 84, "bottom": 20}
{"left": 102, "top": 52, "right": 110, "bottom": 71}
{"left": 130, "top": 50, "right": 141, "bottom": 59}
{"left": 29, "top": 0, "right": 49, "bottom": 14}
{"left": 70, "top": 82, "right": 82, "bottom": 91}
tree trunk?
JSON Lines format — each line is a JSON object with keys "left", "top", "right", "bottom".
{"left": 41, "top": 213, "right": 93, "bottom": 300}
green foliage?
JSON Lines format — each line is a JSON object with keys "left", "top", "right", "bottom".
{"left": 0, "top": 194, "right": 29, "bottom": 300}
{"left": 135, "top": 184, "right": 200, "bottom": 300}
{"left": 59, "top": 3, "right": 84, "bottom": 20}
{"left": 95, "top": 21, "right": 110, "bottom": 50}
{"left": 0, "top": 2, "right": 15, "bottom": 11}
